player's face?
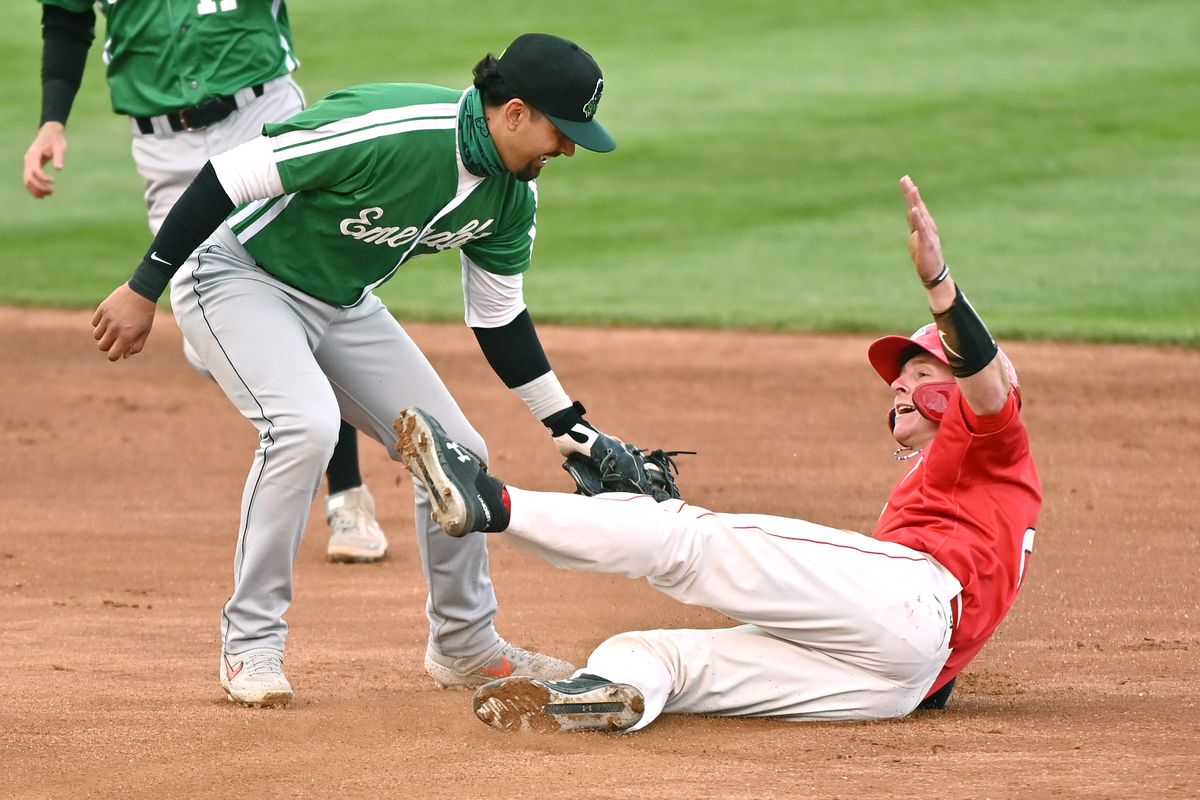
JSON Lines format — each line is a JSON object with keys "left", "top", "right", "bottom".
{"left": 496, "top": 103, "right": 577, "bottom": 181}
{"left": 889, "top": 354, "right": 953, "bottom": 448}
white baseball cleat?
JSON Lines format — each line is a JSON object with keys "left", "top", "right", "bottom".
{"left": 424, "top": 639, "right": 576, "bottom": 689}
{"left": 220, "top": 648, "right": 293, "bottom": 707}
{"left": 473, "top": 674, "right": 645, "bottom": 733}
{"left": 326, "top": 486, "right": 389, "bottom": 563}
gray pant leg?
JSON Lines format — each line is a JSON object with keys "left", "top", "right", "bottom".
{"left": 171, "top": 239, "right": 341, "bottom": 655}
{"left": 315, "top": 297, "right": 500, "bottom": 656}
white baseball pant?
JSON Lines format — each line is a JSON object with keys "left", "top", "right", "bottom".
{"left": 501, "top": 488, "right": 963, "bottom": 729}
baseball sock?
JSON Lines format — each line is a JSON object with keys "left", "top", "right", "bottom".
{"left": 325, "top": 420, "right": 363, "bottom": 494}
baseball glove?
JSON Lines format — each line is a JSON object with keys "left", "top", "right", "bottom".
{"left": 563, "top": 441, "right": 691, "bottom": 502}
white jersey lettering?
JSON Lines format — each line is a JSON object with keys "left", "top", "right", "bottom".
{"left": 340, "top": 207, "right": 494, "bottom": 251}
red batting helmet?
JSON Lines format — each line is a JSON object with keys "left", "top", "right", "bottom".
{"left": 867, "top": 322, "right": 1019, "bottom": 388}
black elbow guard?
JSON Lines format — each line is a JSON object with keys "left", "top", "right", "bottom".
{"left": 932, "top": 285, "right": 998, "bottom": 378}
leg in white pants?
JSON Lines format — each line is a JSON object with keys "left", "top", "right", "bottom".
{"left": 502, "top": 488, "right": 961, "bottom": 728}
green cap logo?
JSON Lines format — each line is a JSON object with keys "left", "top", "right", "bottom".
{"left": 583, "top": 78, "right": 603, "bottom": 119}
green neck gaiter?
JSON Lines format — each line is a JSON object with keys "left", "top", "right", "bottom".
{"left": 458, "top": 87, "right": 506, "bottom": 178}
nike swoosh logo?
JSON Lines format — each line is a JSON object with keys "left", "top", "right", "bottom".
{"left": 149, "top": 252, "right": 172, "bottom": 265}
{"left": 224, "top": 655, "right": 245, "bottom": 681}
{"left": 479, "top": 656, "right": 513, "bottom": 679}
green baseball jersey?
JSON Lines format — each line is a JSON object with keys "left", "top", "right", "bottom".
{"left": 227, "top": 83, "right": 538, "bottom": 307}
{"left": 40, "top": 0, "right": 297, "bottom": 117}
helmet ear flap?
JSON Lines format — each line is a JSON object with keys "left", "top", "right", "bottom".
{"left": 912, "top": 381, "right": 956, "bottom": 422}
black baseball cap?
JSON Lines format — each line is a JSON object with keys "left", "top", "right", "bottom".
{"left": 496, "top": 33, "right": 616, "bottom": 153}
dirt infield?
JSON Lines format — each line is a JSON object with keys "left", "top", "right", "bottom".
{"left": 2, "top": 306, "right": 1197, "bottom": 799}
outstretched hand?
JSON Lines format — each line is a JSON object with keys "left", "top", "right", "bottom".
{"left": 24, "top": 122, "right": 68, "bottom": 199}
{"left": 92, "top": 284, "right": 157, "bottom": 361}
{"left": 900, "top": 175, "right": 944, "bottom": 283}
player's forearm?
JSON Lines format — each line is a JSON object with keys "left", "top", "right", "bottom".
{"left": 472, "top": 310, "right": 574, "bottom": 421}
{"left": 927, "top": 278, "right": 1010, "bottom": 415}
{"left": 472, "top": 309, "right": 553, "bottom": 388}
{"left": 128, "top": 162, "right": 234, "bottom": 301}
{"left": 40, "top": 5, "right": 95, "bottom": 126}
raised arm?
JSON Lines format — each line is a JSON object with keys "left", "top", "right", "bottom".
{"left": 901, "top": 175, "right": 1011, "bottom": 415}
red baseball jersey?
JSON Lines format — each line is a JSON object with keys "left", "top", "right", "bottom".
{"left": 873, "top": 389, "right": 1042, "bottom": 698}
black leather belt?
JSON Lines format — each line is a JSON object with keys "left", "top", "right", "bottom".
{"left": 135, "top": 83, "right": 265, "bottom": 134}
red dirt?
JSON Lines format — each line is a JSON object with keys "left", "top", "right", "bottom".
{"left": 2, "top": 307, "right": 1198, "bottom": 799}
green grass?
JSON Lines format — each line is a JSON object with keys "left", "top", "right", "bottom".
{"left": 1, "top": 0, "right": 1197, "bottom": 343}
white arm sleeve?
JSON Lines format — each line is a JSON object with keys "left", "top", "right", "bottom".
{"left": 209, "top": 136, "right": 285, "bottom": 205}
{"left": 462, "top": 254, "right": 527, "bottom": 328}
{"left": 513, "top": 371, "right": 572, "bottom": 420}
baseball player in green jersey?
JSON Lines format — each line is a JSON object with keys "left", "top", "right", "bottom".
{"left": 23, "top": 0, "right": 389, "bottom": 563}
{"left": 91, "top": 32, "right": 625, "bottom": 706}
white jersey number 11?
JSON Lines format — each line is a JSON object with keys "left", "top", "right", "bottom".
{"left": 197, "top": 0, "right": 238, "bottom": 14}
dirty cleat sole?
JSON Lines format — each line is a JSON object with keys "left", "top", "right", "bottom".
{"left": 223, "top": 688, "right": 293, "bottom": 707}
{"left": 394, "top": 409, "right": 488, "bottom": 536}
{"left": 473, "top": 676, "right": 644, "bottom": 733}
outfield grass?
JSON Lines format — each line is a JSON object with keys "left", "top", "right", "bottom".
{"left": 1, "top": 0, "right": 1196, "bottom": 343}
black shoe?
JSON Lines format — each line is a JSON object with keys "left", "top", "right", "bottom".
{"left": 917, "top": 676, "right": 956, "bottom": 710}
{"left": 394, "top": 408, "right": 507, "bottom": 536}
{"left": 473, "top": 674, "right": 645, "bottom": 733}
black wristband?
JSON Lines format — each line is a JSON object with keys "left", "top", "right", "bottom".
{"left": 471, "top": 309, "right": 553, "bottom": 388}
{"left": 126, "top": 162, "right": 234, "bottom": 300}
{"left": 931, "top": 285, "right": 998, "bottom": 378}
{"left": 541, "top": 400, "right": 587, "bottom": 436}
{"left": 923, "top": 263, "right": 950, "bottom": 289}
{"left": 128, "top": 258, "right": 177, "bottom": 302}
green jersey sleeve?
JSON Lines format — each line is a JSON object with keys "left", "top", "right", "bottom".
{"left": 461, "top": 180, "right": 538, "bottom": 276}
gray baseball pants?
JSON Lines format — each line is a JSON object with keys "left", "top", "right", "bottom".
{"left": 170, "top": 226, "right": 501, "bottom": 658}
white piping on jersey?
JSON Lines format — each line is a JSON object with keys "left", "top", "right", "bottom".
{"left": 279, "top": 34, "right": 298, "bottom": 73}
{"left": 235, "top": 193, "right": 297, "bottom": 243}
{"left": 270, "top": 104, "right": 459, "bottom": 161}
{"left": 274, "top": 118, "right": 457, "bottom": 163}
{"left": 271, "top": 0, "right": 298, "bottom": 72}
{"left": 526, "top": 181, "right": 539, "bottom": 260}
{"left": 227, "top": 197, "right": 267, "bottom": 228}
